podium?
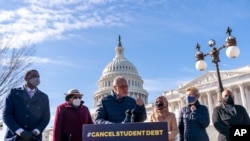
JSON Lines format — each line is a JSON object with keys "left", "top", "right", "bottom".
{"left": 82, "top": 122, "right": 168, "bottom": 141}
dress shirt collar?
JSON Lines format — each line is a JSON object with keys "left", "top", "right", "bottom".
{"left": 24, "top": 85, "right": 37, "bottom": 93}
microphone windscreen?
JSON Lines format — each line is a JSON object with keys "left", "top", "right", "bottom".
{"left": 125, "top": 109, "right": 131, "bottom": 114}
{"left": 131, "top": 109, "right": 135, "bottom": 114}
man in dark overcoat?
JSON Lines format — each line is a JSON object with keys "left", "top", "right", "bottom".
{"left": 3, "top": 69, "right": 50, "bottom": 141}
{"left": 213, "top": 88, "right": 250, "bottom": 141}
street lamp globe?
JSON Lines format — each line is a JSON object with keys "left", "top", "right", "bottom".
{"left": 226, "top": 46, "right": 240, "bottom": 58}
{"left": 195, "top": 60, "right": 207, "bottom": 71}
{"left": 225, "top": 35, "right": 240, "bottom": 58}
{"left": 208, "top": 39, "right": 216, "bottom": 47}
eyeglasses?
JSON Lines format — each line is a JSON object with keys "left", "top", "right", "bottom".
{"left": 118, "top": 85, "right": 129, "bottom": 89}
{"left": 73, "top": 96, "right": 82, "bottom": 99}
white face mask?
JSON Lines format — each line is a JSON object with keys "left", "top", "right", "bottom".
{"left": 29, "top": 77, "right": 40, "bottom": 87}
{"left": 72, "top": 99, "right": 81, "bottom": 107}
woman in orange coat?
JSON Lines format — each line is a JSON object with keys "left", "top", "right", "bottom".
{"left": 150, "top": 96, "right": 178, "bottom": 141}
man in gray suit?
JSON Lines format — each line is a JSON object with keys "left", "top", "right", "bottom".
{"left": 3, "top": 69, "right": 50, "bottom": 141}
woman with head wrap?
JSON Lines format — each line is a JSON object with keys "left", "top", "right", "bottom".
{"left": 150, "top": 96, "right": 178, "bottom": 141}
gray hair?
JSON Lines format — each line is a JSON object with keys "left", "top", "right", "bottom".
{"left": 186, "top": 86, "right": 200, "bottom": 96}
{"left": 112, "top": 76, "right": 127, "bottom": 86}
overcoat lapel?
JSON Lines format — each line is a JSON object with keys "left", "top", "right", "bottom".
{"left": 15, "top": 87, "right": 30, "bottom": 102}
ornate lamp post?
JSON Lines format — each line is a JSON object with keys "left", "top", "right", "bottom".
{"left": 195, "top": 27, "right": 240, "bottom": 93}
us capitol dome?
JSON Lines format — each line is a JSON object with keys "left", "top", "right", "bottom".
{"left": 93, "top": 36, "right": 148, "bottom": 107}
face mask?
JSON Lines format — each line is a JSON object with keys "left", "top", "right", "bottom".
{"left": 72, "top": 99, "right": 81, "bottom": 107}
{"left": 187, "top": 96, "right": 196, "bottom": 104}
{"left": 223, "top": 96, "right": 234, "bottom": 105}
{"left": 29, "top": 77, "right": 40, "bottom": 87}
{"left": 155, "top": 103, "right": 164, "bottom": 109}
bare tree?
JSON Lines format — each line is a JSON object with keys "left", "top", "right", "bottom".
{"left": 0, "top": 35, "right": 35, "bottom": 109}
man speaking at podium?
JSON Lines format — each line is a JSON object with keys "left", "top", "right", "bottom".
{"left": 94, "top": 76, "right": 147, "bottom": 124}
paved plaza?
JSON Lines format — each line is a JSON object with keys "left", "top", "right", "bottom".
{"left": 206, "top": 125, "right": 218, "bottom": 141}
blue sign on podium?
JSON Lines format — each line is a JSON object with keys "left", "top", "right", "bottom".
{"left": 82, "top": 122, "right": 168, "bottom": 141}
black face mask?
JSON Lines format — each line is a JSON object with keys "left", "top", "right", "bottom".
{"left": 156, "top": 103, "right": 164, "bottom": 109}
{"left": 223, "top": 96, "right": 234, "bottom": 105}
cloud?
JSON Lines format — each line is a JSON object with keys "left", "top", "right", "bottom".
{"left": 2, "top": 0, "right": 247, "bottom": 50}
{"left": 0, "top": 11, "right": 15, "bottom": 22}
{"left": 24, "top": 0, "right": 82, "bottom": 7}
{"left": 0, "top": 0, "right": 134, "bottom": 48}
{"left": 0, "top": 55, "right": 72, "bottom": 69}
{"left": 28, "top": 56, "right": 96, "bottom": 71}
{"left": 28, "top": 56, "right": 51, "bottom": 63}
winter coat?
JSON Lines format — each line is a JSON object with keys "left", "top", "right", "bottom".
{"left": 150, "top": 96, "right": 178, "bottom": 141}
{"left": 53, "top": 101, "right": 93, "bottom": 141}
{"left": 3, "top": 87, "right": 50, "bottom": 141}
{"left": 178, "top": 101, "right": 210, "bottom": 141}
{"left": 212, "top": 104, "right": 250, "bottom": 141}
{"left": 95, "top": 90, "right": 147, "bottom": 124}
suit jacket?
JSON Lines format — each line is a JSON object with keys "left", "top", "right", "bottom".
{"left": 212, "top": 104, "right": 250, "bottom": 141}
{"left": 3, "top": 87, "right": 50, "bottom": 141}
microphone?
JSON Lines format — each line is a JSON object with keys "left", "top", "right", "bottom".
{"left": 190, "top": 105, "right": 196, "bottom": 120}
{"left": 122, "top": 109, "right": 131, "bottom": 123}
{"left": 130, "top": 109, "right": 136, "bottom": 122}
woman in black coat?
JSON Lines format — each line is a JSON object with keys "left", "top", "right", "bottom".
{"left": 178, "top": 87, "right": 210, "bottom": 141}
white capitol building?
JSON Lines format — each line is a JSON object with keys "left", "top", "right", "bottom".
{"left": 42, "top": 36, "right": 250, "bottom": 140}
{"left": 93, "top": 36, "right": 148, "bottom": 107}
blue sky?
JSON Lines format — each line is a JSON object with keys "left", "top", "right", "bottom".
{"left": 1, "top": 0, "right": 250, "bottom": 137}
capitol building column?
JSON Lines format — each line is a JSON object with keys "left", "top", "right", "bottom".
{"left": 230, "top": 87, "right": 241, "bottom": 104}
{"left": 169, "top": 103, "right": 174, "bottom": 113}
{"left": 177, "top": 100, "right": 182, "bottom": 113}
{"left": 238, "top": 84, "right": 247, "bottom": 108}
{"left": 245, "top": 85, "right": 250, "bottom": 113}
{"left": 215, "top": 90, "right": 221, "bottom": 106}
{"left": 180, "top": 97, "right": 185, "bottom": 108}
{"left": 206, "top": 92, "right": 213, "bottom": 124}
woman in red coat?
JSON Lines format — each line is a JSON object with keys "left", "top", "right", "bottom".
{"left": 53, "top": 89, "right": 93, "bottom": 141}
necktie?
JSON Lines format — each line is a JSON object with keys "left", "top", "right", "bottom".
{"left": 28, "top": 90, "right": 33, "bottom": 98}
